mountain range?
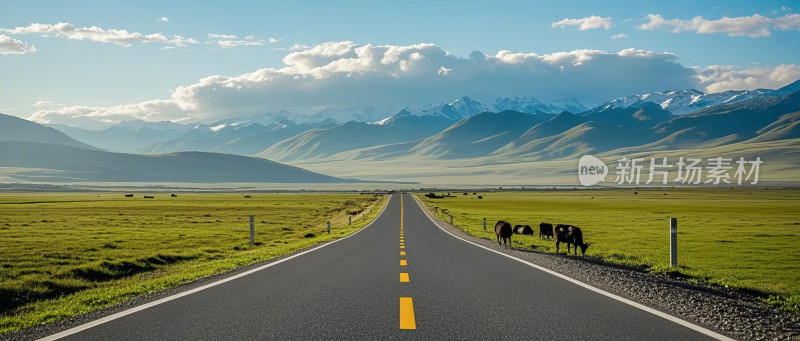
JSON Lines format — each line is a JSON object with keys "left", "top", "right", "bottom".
{"left": 4, "top": 80, "right": 800, "bottom": 184}
{"left": 45, "top": 96, "right": 588, "bottom": 154}
{"left": 0, "top": 114, "right": 351, "bottom": 183}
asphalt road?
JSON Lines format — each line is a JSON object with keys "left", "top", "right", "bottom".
{"left": 48, "top": 194, "right": 720, "bottom": 340}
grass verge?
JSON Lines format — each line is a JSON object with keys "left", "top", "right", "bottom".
{"left": 0, "top": 192, "right": 387, "bottom": 334}
{"left": 415, "top": 188, "right": 800, "bottom": 312}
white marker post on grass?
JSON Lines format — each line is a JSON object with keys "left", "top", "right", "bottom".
{"left": 250, "top": 215, "right": 255, "bottom": 246}
{"left": 670, "top": 218, "right": 677, "bottom": 267}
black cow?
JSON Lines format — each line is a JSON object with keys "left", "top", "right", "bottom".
{"left": 539, "top": 223, "right": 554, "bottom": 239}
{"left": 513, "top": 225, "right": 534, "bottom": 235}
{"left": 495, "top": 220, "right": 513, "bottom": 248}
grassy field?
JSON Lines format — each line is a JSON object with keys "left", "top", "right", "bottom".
{"left": 0, "top": 192, "right": 386, "bottom": 334}
{"left": 416, "top": 188, "right": 800, "bottom": 311}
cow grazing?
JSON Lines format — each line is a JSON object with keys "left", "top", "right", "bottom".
{"left": 171, "top": 194, "right": 177, "bottom": 197}
{"left": 554, "top": 224, "right": 591, "bottom": 255}
{"left": 513, "top": 225, "right": 534, "bottom": 235}
{"left": 539, "top": 223, "right": 554, "bottom": 239}
{"left": 567, "top": 226, "right": 591, "bottom": 256}
{"left": 495, "top": 221, "right": 513, "bottom": 248}
{"left": 124, "top": 194, "right": 133, "bottom": 198}
{"left": 478, "top": 196, "right": 483, "bottom": 199}
{"left": 554, "top": 224, "right": 569, "bottom": 254}
{"left": 143, "top": 196, "right": 154, "bottom": 199}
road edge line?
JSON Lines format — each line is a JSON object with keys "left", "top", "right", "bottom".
{"left": 409, "top": 194, "right": 734, "bottom": 341}
{"left": 37, "top": 194, "right": 394, "bottom": 341}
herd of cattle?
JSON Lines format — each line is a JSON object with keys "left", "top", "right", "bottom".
{"left": 494, "top": 221, "right": 591, "bottom": 256}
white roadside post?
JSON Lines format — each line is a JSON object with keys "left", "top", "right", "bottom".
{"left": 670, "top": 218, "right": 678, "bottom": 267}
{"left": 250, "top": 215, "right": 255, "bottom": 246}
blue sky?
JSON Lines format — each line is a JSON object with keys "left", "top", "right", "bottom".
{"left": 1, "top": 0, "right": 799, "bottom": 128}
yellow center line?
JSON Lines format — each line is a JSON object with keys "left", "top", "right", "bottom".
{"left": 400, "top": 251, "right": 406, "bottom": 255}
{"left": 400, "top": 272, "right": 409, "bottom": 282}
{"left": 399, "top": 297, "right": 416, "bottom": 329}
{"left": 400, "top": 260, "right": 407, "bottom": 266}
{"left": 400, "top": 245, "right": 405, "bottom": 249}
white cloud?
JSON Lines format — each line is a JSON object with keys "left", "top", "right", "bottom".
{"left": 290, "top": 44, "right": 311, "bottom": 51}
{"left": 638, "top": 13, "right": 800, "bottom": 37}
{"left": 209, "top": 33, "right": 237, "bottom": 39}
{"left": 610, "top": 33, "right": 629, "bottom": 39}
{"left": 695, "top": 64, "right": 800, "bottom": 93}
{"left": 0, "top": 34, "right": 36, "bottom": 55}
{"left": 30, "top": 41, "right": 697, "bottom": 127}
{"left": 216, "top": 40, "right": 265, "bottom": 48}
{"left": 207, "top": 34, "right": 278, "bottom": 49}
{"left": 32, "top": 100, "right": 62, "bottom": 107}
{"left": 30, "top": 100, "right": 186, "bottom": 129}
{"left": 157, "top": 17, "right": 169, "bottom": 22}
{"left": 267, "top": 37, "right": 281, "bottom": 43}
{"left": 2, "top": 22, "right": 197, "bottom": 47}
{"left": 552, "top": 16, "right": 614, "bottom": 30}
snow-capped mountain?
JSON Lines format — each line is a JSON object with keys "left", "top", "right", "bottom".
{"left": 599, "top": 87, "right": 784, "bottom": 115}
{"left": 372, "top": 96, "right": 587, "bottom": 125}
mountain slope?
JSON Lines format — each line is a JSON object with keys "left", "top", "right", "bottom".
{"left": 407, "top": 110, "right": 553, "bottom": 159}
{"left": 50, "top": 120, "right": 190, "bottom": 153}
{"left": 258, "top": 115, "right": 453, "bottom": 161}
{"left": 0, "top": 141, "right": 351, "bottom": 183}
{"left": 652, "top": 90, "right": 800, "bottom": 144}
{"left": 0, "top": 113, "right": 99, "bottom": 150}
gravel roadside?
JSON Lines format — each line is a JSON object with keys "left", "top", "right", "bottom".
{"left": 413, "top": 196, "right": 800, "bottom": 341}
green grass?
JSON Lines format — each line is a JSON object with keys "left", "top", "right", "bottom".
{"left": 0, "top": 192, "right": 387, "bottom": 334}
{"left": 416, "top": 188, "right": 800, "bottom": 311}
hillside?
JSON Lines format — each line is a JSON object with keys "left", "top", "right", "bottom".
{"left": 0, "top": 141, "right": 352, "bottom": 183}
{"left": 406, "top": 110, "right": 553, "bottom": 159}
{"left": 0, "top": 113, "right": 99, "bottom": 150}
{"left": 258, "top": 115, "right": 453, "bottom": 161}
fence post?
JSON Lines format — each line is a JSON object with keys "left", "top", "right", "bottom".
{"left": 327, "top": 221, "right": 331, "bottom": 234}
{"left": 349, "top": 216, "right": 352, "bottom": 225}
{"left": 449, "top": 215, "right": 453, "bottom": 225}
{"left": 249, "top": 215, "right": 255, "bottom": 246}
{"left": 483, "top": 218, "right": 486, "bottom": 230}
{"left": 670, "top": 218, "right": 677, "bottom": 267}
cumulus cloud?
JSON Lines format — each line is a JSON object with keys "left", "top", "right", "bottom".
{"left": 157, "top": 17, "right": 169, "bottom": 22}
{"left": 695, "top": 64, "right": 800, "bottom": 93}
{"left": 552, "top": 16, "right": 614, "bottom": 30}
{"left": 31, "top": 41, "right": 698, "bottom": 127}
{"left": 0, "top": 34, "right": 36, "bottom": 54}
{"left": 30, "top": 100, "right": 187, "bottom": 129}
{"left": 2, "top": 22, "right": 198, "bottom": 47}
{"left": 638, "top": 13, "right": 800, "bottom": 37}
{"left": 610, "top": 33, "right": 629, "bottom": 39}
